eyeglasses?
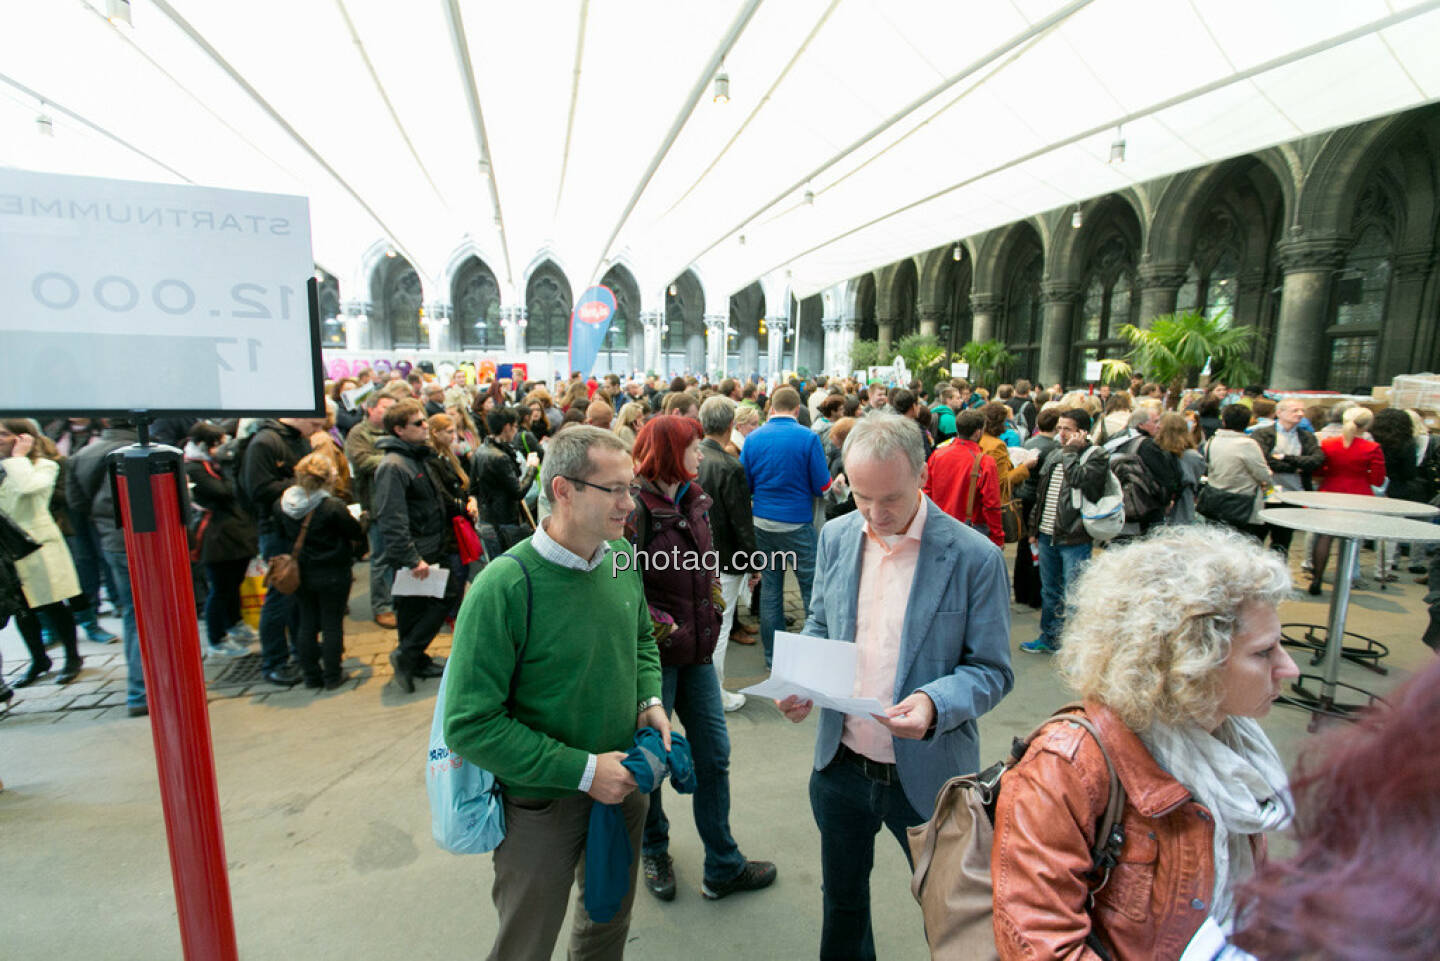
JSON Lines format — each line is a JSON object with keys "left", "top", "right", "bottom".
{"left": 407, "top": 419, "right": 426, "bottom": 428}
{"left": 564, "top": 476, "right": 641, "bottom": 499}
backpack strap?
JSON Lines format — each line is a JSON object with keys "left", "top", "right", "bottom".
{"left": 499, "top": 553, "right": 533, "bottom": 709}
{"left": 964, "top": 449, "right": 983, "bottom": 523}
{"left": 1014, "top": 704, "right": 1127, "bottom": 897}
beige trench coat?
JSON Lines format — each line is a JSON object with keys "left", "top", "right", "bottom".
{"left": 1205, "top": 429, "right": 1274, "bottom": 524}
{"left": 0, "top": 456, "right": 81, "bottom": 607}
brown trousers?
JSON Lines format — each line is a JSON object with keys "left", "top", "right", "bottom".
{"left": 487, "top": 790, "right": 649, "bottom": 961}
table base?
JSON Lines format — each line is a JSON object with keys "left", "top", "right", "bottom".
{"left": 1277, "top": 674, "right": 1387, "bottom": 731}
{"left": 1280, "top": 622, "right": 1389, "bottom": 675}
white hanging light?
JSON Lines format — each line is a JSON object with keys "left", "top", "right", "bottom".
{"left": 36, "top": 112, "right": 53, "bottom": 136}
{"left": 1109, "top": 125, "right": 1126, "bottom": 164}
{"left": 1071, "top": 206, "right": 1083, "bottom": 229}
{"left": 951, "top": 242, "right": 962, "bottom": 262}
{"left": 713, "top": 70, "right": 730, "bottom": 104}
{"left": 106, "top": 0, "right": 133, "bottom": 28}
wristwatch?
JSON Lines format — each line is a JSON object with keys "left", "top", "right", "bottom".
{"left": 637, "top": 696, "right": 663, "bottom": 715}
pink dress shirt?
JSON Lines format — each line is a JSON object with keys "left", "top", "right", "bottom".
{"left": 841, "top": 494, "right": 927, "bottom": 763}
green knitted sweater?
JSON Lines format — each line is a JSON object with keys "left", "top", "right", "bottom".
{"left": 441, "top": 539, "right": 662, "bottom": 797}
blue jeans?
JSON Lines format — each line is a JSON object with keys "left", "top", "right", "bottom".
{"left": 809, "top": 754, "right": 924, "bottom": 961}
{"left": 102, "top": 549, "right": 145, "bottom": 709}
{"left": 67, "top": 515, "right": 117, "bottom": 607}
{"left": 1036, "top": 532, "right": 1091, "bottom": 648}
{"left": 641, "top": 663, "right": 746, "bottom": 886}
{"left": 366, "top": 521, "right": 394, "bottom": 617}
{"left": 755, "top": 522, "right": 817, "bottom": 668}
{"left": 258, "top": 529, "right": 299, "bottom": 672}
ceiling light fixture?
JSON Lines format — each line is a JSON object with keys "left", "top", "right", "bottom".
{"left": 1109, "top": 125, "right": 1126, "bottom": 164}
{"left": 385, "top": 247, "right": 397, "bottom": 258}
{"left": 713, "top": 68, "right": 730, "bottom": 104}
{"left": 951, "top": 242, "right": 962, "bottom": 262}
{"left": 803, "top": 186, "right": 815, "bottom": 206}
{"left": 668, "top": 283, "right": 678, "bottom": 296}
{"left": 106, "top": 0, "right": 133, "bottom": 28}
{"left": 738, "top": 234, "right": 746, "bottom": 246}
{"left": 36, "top": 112, "right": 53, "bottom": 137}
{"left": 1071, "top": 205, "right": 1083, "bottom": 230}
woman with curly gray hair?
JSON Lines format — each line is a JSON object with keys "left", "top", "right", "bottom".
{"left": 992, "top": 525, "right": 1300, "bottom": 961}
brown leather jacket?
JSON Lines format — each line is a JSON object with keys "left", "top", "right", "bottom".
{"left": 992, "top": 702, "right": 1266, "bottom": 961}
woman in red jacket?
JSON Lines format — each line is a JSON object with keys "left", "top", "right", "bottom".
{"left": 1308, "top": 407, "right": 1386, "bottom": 595}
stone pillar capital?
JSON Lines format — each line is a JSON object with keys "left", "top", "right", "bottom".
{"left": 1275, "top": 233, "right": 1347, "bottom": 273}
{"left": 918, "top": 303, "right": 945, "bottom": 321}
{"left": 1136, "top": 263, "right": 1189, "bottom": 290}
{"left": 1040, "top": 282, "right": 1078, "bottom": 305}
{"left": 1393, "top": 250, "right": 1433, "bottom": 281}
{"left": 969, "top": 293, "right": 1001, "bottom": 314}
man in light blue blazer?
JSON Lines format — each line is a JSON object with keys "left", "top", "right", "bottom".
{"left": 778, "top": 413, "right": 1013, "bottom": 961}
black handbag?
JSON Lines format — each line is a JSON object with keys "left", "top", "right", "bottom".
{"left": 0, "top": 508, "right": 41, "bottom": 563}
{"left": 1196, "top": 440, "right": 1256, "bottom": 526}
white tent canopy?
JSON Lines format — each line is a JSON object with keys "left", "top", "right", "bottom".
{"left": 6, "top": 0, "right": 1440, "bottom": 304}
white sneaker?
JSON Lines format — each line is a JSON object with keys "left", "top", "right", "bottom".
{"left": 227, "top": 623, "right": 258, "bottom": 643}
{"left": 207, "top": 639, "right": 251, "bottom": 658}
{"left": 721, "top": 691, "right": 747, "bottom": 713}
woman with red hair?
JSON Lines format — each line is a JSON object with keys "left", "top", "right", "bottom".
{"left": 629, "top": 415, "right": 775, "bottom": 904}
{"left": 1187, "top": 655, "right": 1440, "bottom": 960}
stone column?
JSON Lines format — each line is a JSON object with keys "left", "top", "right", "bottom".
{"left": 641, "top": 310, "right": 663, "bottom": 376}
{"left": 342, "top": 300, "right": 369, "bottom": 351}
{"left": 969, "top": 294, "right": 1000, "bottom": 344}
{"left": 877, "top": 316, "right": 895, "bottom": 358}
{"left": 704, "top": 314, "right": 728, "bottom": 378}
{"left": 1379, "top": 251, "right": 1434, "bottom": 382}
{"left": 1038, "top": 282, "right": 1078, "bottom": 388}
{"left": 766, "top": 316, "right": 789, "bottom": 380}
{"left": 738, "top": 331, "right": 760, "bottom": 378}
{"left": 1136, "top": 263, "right": 1188, "bottom": 328}
{"left": 1271, "top": 236, "right": 1346, "bottom": 389}
{"left": 918, "top": 303, "right": 944, "bottom": 338}
{"left": 425, "top": 302, "right": 450, "bottom": 353}
{"left": 500, "top": 305, "right": 527, "bottom": 357}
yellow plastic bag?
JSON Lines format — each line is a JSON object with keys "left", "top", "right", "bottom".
{"left": 239, "top": 556, "right": 267, "bottom": 629}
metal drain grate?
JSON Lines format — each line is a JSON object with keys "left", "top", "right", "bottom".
{"left": 210, "top": 652, "right": 265, "bottom": 685}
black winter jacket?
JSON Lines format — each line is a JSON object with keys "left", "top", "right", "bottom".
{"left": 696, "top": 437, "right": 756, "bottom": 572}
{"left": 1250, "top": 425, "right": 1324, "bottom": 490}
{"left": 470, "top": 438, "right": 535, "bottom": 527}
{"left": 272, "top": 493, "right": 364, "bottom": 590}
{"left": 1028, "top": 442, "right": 1112, "bottom": 546}
{"left": 240, "top": 421, "right": 312, "bottom": 537}
{"left": 187, "top": 459, "right": 258, "bottom": 563}
{"left": 66, "top": 428, "right": 139, "bottom": 553}
{"left": 373, "top": 437, "right": 449, "bottom": 569}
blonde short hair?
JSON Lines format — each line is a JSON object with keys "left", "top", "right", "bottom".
{"left": 733, "top": 406, "right": 761, "bottom": 429}
{"left": 1057, "top": 525, "right": 1290, "bottom": 731}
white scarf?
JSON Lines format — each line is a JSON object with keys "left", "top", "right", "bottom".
{"left": 1138, "top": 717, "right": 1293, "bottom": 923}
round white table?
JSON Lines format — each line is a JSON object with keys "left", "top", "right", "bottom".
{"left": 1260, "top": 508, "right": 1440, "bottom": 724}
{"left": 1274, "top": 489, "right": 1440, "bottom": 518}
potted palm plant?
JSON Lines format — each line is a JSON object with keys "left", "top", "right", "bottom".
{"left": 1099, "top": 310, "right": 1260, "bottom": 409}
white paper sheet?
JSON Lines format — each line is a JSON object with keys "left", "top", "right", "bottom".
{"left": 739, "top": 631, "right": 887, "bottom": 718}
{"left": 392, "top": 567, "right": 449, "bottom": 598}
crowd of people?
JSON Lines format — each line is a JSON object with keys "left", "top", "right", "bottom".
{"left": 2, "top": 364, "right": 1437, "bottom": 960}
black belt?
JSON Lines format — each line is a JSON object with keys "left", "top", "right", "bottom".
{"left": 837, "top": 743, "right": 897, "bottom": 784}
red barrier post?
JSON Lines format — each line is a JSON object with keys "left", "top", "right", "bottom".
{"left": 108, "top": 437, "right": 239, "bottom": 961}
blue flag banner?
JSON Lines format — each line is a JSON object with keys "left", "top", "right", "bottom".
{"left": 569, "top": 285, "right": 616, "bottom": 378}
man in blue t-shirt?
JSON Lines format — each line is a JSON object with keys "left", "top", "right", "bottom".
{"left": 740, "top": 386, "right": 832, "bottom": 666}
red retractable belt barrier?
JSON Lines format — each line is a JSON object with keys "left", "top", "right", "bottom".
{"left": 108, "top": 440, "right": 239, "bottom": 961}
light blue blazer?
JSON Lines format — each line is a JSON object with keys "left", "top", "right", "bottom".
{"left": 803, "top": 498, "right": 1014, "bottom": 819}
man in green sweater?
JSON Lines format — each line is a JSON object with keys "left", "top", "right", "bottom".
{"left": 444, "top": 425, "right": 669, "bottom": 961}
